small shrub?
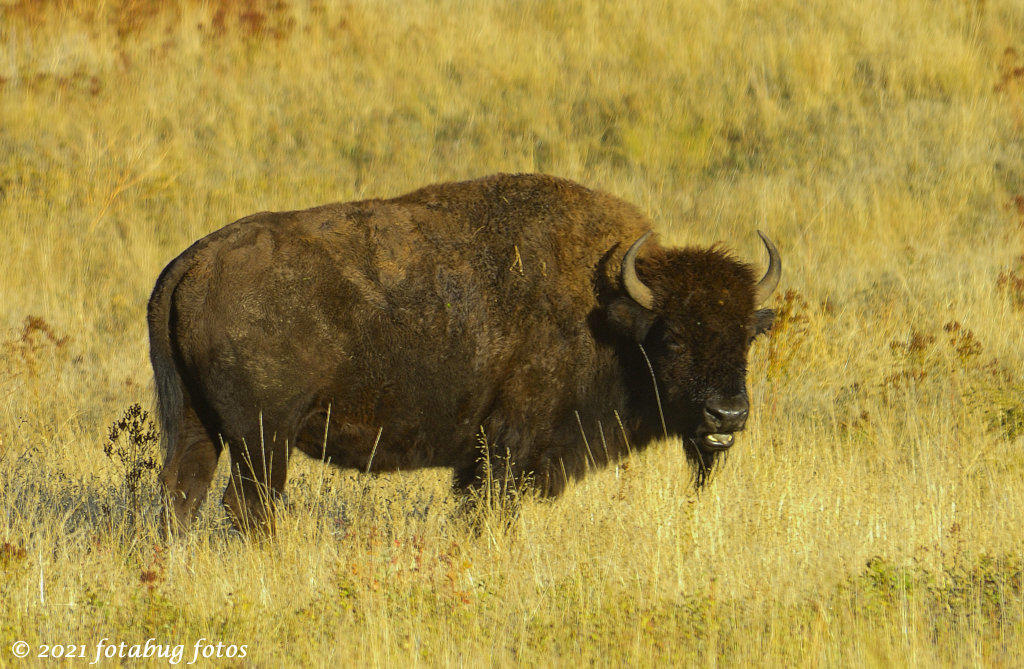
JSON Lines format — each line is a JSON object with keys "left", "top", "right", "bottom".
{"left": 996, "top": 255, "right": 1024, "bottom": 310}
{"left": 0, "top": 541, "right": 28, "bottom": 573}
{"left": 103, "top": 403, "right": 160, "bottom": 521}
{"left": 884, "top": 328, "right": 937, "bottom": 389}
{"left": 995, "top": 47, "right": 1024, "bottom": 94}
{"left": 139, "top": 543, "right": 166, "bottom": 593}
{"left": 943, "top": 321, "right": 982, "bottom": 362}
{"left": 1003, "top": 195, "right": 1024, "bottom": 229}
{"left": 0, "top": 315, "right": 69, "bottom": 379}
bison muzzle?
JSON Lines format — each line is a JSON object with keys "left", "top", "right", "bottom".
{"left": 148, "top": 174, "right": 780, "bottom": 534}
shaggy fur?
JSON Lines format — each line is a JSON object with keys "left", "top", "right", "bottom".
{"left": 148, "top": 173, "right": 777, "bottom": 533}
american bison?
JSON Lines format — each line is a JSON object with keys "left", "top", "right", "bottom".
{"left": 149, "top": 173, "right": 780, "bottom": 533}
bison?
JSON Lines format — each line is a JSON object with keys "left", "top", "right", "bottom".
{"left": 149, "top": 173, "right": 780, "bottom": 533}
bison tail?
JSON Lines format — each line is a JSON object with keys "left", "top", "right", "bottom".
{"left": 147, "top": 256, "right": 189, "bottom": 463}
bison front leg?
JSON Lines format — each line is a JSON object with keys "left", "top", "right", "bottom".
{"left": 449, "top": 447, "right": 550, "bottom": 531}
{"left": 222, "top": 433, "right": 289, "bottom": 536}
{"left": 160, "top": 408, "right": 222, "bottom": 536}
{"left": 450, "top": 458, "right": 525, "bottom": 534}
{"left": 521, "top": 446, "right": 594, "bottom": 498}
{"left": 451, "top": 431, "right": 578, "bottom": 504}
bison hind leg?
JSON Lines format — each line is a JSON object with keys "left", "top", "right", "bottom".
{"left": 160, "top": 406, "right": 222, "bottom": 536}
{"left": 220, "top": 426, "right": 291, "bottom": 537}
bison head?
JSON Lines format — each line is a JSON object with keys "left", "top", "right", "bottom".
{"left": 608, "top": 231, "right": 780, "bottom": 473}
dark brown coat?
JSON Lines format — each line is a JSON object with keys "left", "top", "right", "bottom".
{"left": 149, "top": 174, "right": 779, "bottom": 532}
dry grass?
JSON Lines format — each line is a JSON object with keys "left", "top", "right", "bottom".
{"left": 2, "top": 0, "right": 1024, "bottom": 665}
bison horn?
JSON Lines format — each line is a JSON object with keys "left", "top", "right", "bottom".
{"left": 622, "top": 232, "right": 655, "bottom": 310}
{"left": 754, "top": 230, "right": 781, "bottom": 306}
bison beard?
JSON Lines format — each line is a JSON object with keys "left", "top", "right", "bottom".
{"left": 148, "top": 173, "right": 780, "bottom": 534}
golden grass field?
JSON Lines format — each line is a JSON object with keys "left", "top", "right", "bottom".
{"left": 2, "top": 0, "right": 1024, "bottom": 665}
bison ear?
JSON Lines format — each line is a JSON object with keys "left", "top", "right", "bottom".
{"left": 753, "top": 308, "right": 776, "bottom": 336}
{"left": 606, "top": 297, "right": 658, "bottom": 342}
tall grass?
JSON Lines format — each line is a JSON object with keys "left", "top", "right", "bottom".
{"left": 2, "top": 0, "right": 1023, "bottom": 664}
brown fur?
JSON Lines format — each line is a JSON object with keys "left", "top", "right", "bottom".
{"left": 148, "top": 173, "right": 776, "bottom": 533}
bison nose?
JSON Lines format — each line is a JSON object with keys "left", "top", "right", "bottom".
{"left": 703, "top": 396, "right": 749, "bottom": 433}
